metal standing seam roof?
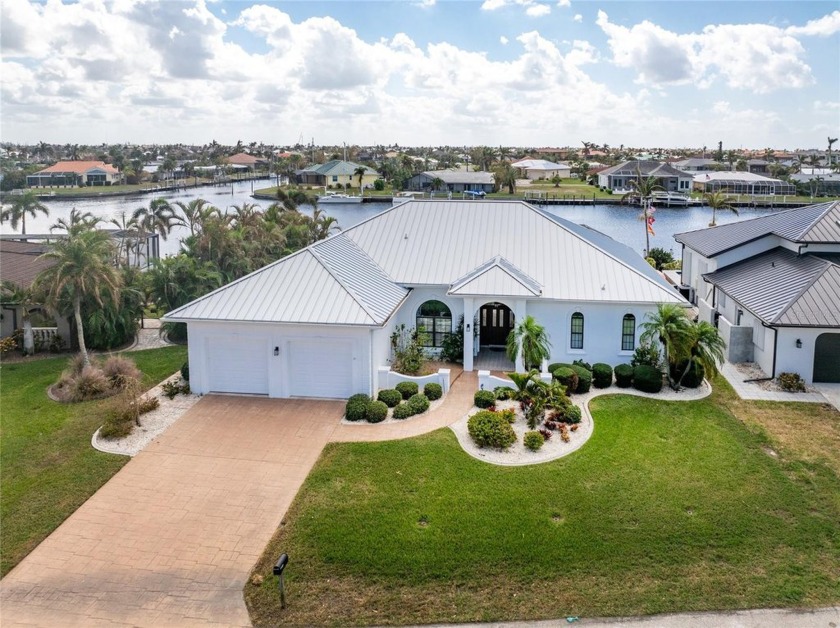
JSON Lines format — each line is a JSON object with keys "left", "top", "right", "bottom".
{"left": 164, "top": 237, "right": 408, "bottom": 326}
{"left": 675, "top": 201, "right": 840, "bottom": 257}
{"left": 416, "top": 171, "right": 495, "bottom": 184}
{"left": 449, "top": 256, "right": 542, "bottom": 297}
{"left": 598, "top": 160, "right": 692, "bottom": 178}
{"left": 301, "top": 160, "right": 379, "bottom": 177}
{"left": 703, "top": 248, "right": 840, "bottom": 327}
{"left": 511, "top": 159, "right": 570, "bottom": 171}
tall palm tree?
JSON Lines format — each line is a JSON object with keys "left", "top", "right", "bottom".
{"left": 51, "top": 208, "right": 100, "bottom": 235}
{"left": 171, "top": 198, "right": 215, "bottom": 237}
{"left": 1, "top": 191, "right": 50, "bottom": 235}
{"left": 506, "top": 315, "right": 551, "bottom": 371}
{"left": 353, "top": 166, "right": 367, "bottom": 191}
{"left": 34, "top": 227, "right": 122, "bottom": 366}
{"left": 493, "top": 163, "right": 517, "bottom": 194}
{"left": 640, "top": 303, "right": 692, "bottom": 389}
{"left": 109, "top": 211, "right": 141, "bottom": 266}
{"left": 677, "top": 321, "right": 726, "bottom": 387}
{"left": 133, "top": 198, "right": 177, "bottom": 241}
{"left": 430, "top": 177, "right": 444, "bottom": 192}
{"left": 703, "top": 190, "right": 738, "bottom": 227}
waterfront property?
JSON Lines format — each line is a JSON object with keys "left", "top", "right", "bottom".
{"left": 407, "top": 169, "right": 495, "bottom": 193}
{"left": 510, "top": 158, "right": 571, "bottom": 180}
{"left": 26, "top": 160, "right": 123, "bottom": 188}
{"left": 164, "top": 199, "right": 685, "bottom": 399}
{"left": 692, "top": 171, "right": 796, "bottom": 196}
{"left": 295, "top": 159, "right": 380, "bottom": 189}
{"left": 675, "top": 201, "right": 840, "bottom": 383}
{"left": 597, "top": 160, "right": 693, "bottom": 193}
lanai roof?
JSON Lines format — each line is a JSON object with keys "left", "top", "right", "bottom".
{"left": 675, "top": 201, "right": 840, "bottom": 257}
{"left": 166, "top": 200, "right": 684, "bottom": 326}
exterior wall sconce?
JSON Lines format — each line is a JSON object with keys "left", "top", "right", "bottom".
{"left": 466, "top": 323, "right": 471, "bottom": 332}
{"left": 795, "top": 339, "right": 802, "bottom": 349}
{"left": 274, "top": 346, "right": 280, "bottom": 356}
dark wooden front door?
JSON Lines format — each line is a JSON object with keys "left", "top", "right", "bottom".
{"left": 479, "top": 303, "right": 514, "bottom": 347}
{"left": 814, "top": 333, "right": 840, "bottom": 383}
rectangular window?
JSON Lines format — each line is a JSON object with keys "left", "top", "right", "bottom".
{"left": 332, "top": 175, "right": 338, "bottom": 182}
{"left": 621, "top": 315, "right": 636, "bottom": 351}
{"left": 417, "top": 316, "right": 434, "bottom": 347}
{"left": 570, "top": 313, "right": 584, "bottom": 349}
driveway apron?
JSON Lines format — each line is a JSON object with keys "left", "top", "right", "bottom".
{"left": 0, "top": 396, "right": 343, "bottom": 627}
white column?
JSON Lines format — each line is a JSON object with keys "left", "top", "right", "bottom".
{"left": 513, "top": 299, "right": 527, "bottom": 373}
{"left": 463, "top": 297, "right": 474, "bottom": 372}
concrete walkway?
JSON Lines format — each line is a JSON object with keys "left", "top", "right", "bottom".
{"left": 719, "top": 361, "right": 839, "bottom": 409}
{"left": 125, "top": 318, "right": 174, "bottom": 352}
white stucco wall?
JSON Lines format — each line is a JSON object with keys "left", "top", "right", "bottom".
{"left": 186, "top": 320, "right": 372, "bottom": 398}
{"left": 775, "top": 327, "right": 838, "bottom": 384}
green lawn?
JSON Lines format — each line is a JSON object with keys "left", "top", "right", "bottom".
{"left": 246, "top": 379, "right": 840, "bottom": 626}
{"left": 0, "top": 346, "right": 187, "bottom": 576}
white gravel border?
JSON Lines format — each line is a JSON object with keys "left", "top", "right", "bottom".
{"left": 450, "top": 380, "right": 712, "bottom": 466}
{"left": 92, "top": 372, "right": 201, "bottom": 457}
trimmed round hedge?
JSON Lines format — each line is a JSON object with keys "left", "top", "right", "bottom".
{"left": 424, "top": 383, "right": 443, "bottom": 400}
{"left": 345, "top": 400, "right": 369, "bottom": 422}
{"left": 348, "top": 393, "right": 371, "bottom": 405}
{"left": 569, "top": 364, "right": 592, "bottom": 393}
{"left": 392, "top": 403, "right": 414, "bottom": 420}
{"left": 523, "top": 430, "right": 545, "bottom": 451}
{"left": 592, "top": 363, "right": 613, "bottom": 388}
{"left": 474, "top": 389, "right": 496, "bottom": 408}
{"left": 377, "top": 389, "right": 402, "bottom": 407}
{"left": 633, "top": 364, "right": 663, "bottom": 393}
{"left": 407, "top": 393, "right": 430, "bottom": 414}
{"left": 614, "top": 363, "right": 634, "bottom": 388}
{"left": 468, "top": 410, "right": 516, "bottom": 449}
{"left": 395, "top": 381, "right": 419, "bottom": 400}
{"left": 366, "top": 400, "right": 389, "bottom": 423}
{"left": 552, "top": 367, "right": 578, "bottom": 395}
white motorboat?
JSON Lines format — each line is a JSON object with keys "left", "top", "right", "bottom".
{"left": 317, "top": 192, "right": 363, "bottom": 204}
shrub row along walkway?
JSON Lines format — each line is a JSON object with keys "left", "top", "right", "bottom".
{"left": 0, "top": 371, "right": 477, "bottom": 627}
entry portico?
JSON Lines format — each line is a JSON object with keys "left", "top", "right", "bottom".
{"left": 166, "top": 200, "right": 687, "bottom": 399}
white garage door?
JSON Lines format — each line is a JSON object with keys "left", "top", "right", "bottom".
{"left": 288, "top": 339, "right": 354, "bottom": 398}
{"left": 206, "top": 336, "right": 269, "bottom": 395}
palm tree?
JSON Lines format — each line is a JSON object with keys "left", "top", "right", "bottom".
{"left": 34, "top": 227, "right": 122, "bottom": 366}
{"left": 0, "top": 281, "right": 39, "bottom": 354}
{"left": 506, "top": 315, "right": 551, "bottom": 371}
{"left": 133, "top": 198, "right": 177, "bottom": 241}
{"left": 109, "top": 211, "right": 141, "bottom": 266}
{"left": 353, "top": 166, "right": 367, "bottom": 191}
{"left": 677, "top": 321, "right": 726, "bottom": 387}
{"left": 171, "top": 198, "right": 216, "bottom": 237}
{"left": 51, "top": 208, "right": 100, "bottom": 235}
{"left": 430, "top": 177, "right": 444, "bottom": 192}
{"left": 1, "top": 191, "right": 50, "bottom": 235}
{"left": 703, "top": 190, "right": 738, "bottom": 227}
{"left": 493, "top": 163, "right": 517, "bottom": 194}
{"left": 622, "top": 168, "right": 662, "bottom": 255}
{"left": 640, "top": 303, "right": 692, "bottom": 389}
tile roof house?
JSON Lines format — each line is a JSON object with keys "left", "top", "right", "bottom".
{"left": 597, "top": 160, "right": 693, "bottom": 193}
{"left": 675, "top": 201, "right": 840, "bottom": 383}
{"left": 165, "top": 200, "right": 686, "bottom": 399}
{"left": 225, "top": 152, "right": 266, "bottom": 168}
{"left": 26, "top": 161, "right": 122, "bottom": 188}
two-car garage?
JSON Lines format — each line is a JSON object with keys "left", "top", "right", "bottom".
{"left": 192, "top": 325, "right": 365, "bottom": 399}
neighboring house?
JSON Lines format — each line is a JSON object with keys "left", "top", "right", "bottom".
{"left": 27, "top": 161, "right": 123, "bottom": 187}
{"left": 597, "top": 161, "right": 693, "bottom": 193}
{"left": 297, "top": 160, "right": 380, "bottom": 188}
{"left": 225, "top": 153, "right": 266, "bottom": 170}
{"left": 0, "top": 239, "right": 71, "bottom": 347}
{"left": 165, "top": 200, "right": 686, "bottom": 399}
{"left": 671, "top": 158, "right": 723, "bottom": 172}
{"left": 407, "top": 171, "right": 495, "bottom": 193}
{"left": 789, "top": 173, "right": 840, "bottom": 197}
{"left": 511, "top": 159, "right": 571, "bottom": 180}
{"left": 692, "top": 172, "right": 796, "bottom": 196}
{"left": 674, "top": 201, "right": 840, "bottom": 384}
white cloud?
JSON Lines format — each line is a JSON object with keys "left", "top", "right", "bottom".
{"left": 526, "top": 4, "right": 551, "bottom": 18}
{"left": 573, "top": 14, "right": 582, "bottom": 23}
{"left": 414, "top": 0, "right": 436, "bottom": 8}
{"left": 557, "top": 0, "right": 571, "bottom": 7}
{"left": 500, "top": 35, "right": 509, "bottom": 45}
{"left": 595, "top": 10, "right": 816, "bottom": 93}
{"left": 786, "top": 10, "right": 840, "bottom": 37}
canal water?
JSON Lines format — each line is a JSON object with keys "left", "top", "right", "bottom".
{"left": 13, "top": 181, "right": 777, "bottom": 259}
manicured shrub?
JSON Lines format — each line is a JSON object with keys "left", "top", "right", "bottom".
{"left": 180, "top": 361, "right": 190, "bottom": 381}
{"left": 614, "top": 363, "right": 634, "bottom": 388}
{"left": 101, "top": 356, "right": 141, "bottom": 390}
{"left": 424, "top": 383, "right": 443, "bottom": 400}
{"left": 407, "top": 393, "right": 430, "bottom": 414}
{"left": 395, "top": 381, "right": 419, "bottom": 400}
{"left": 345, "top": 400, "right": 369, "bottom": 422}
{"left": 524, "top": 430, "right": 545, "bottom": 451}
{"left": 572, "top": 359, "right": 592, "bottom": 372}
{"left": 778, "top": 372, "right": 806, "bottom": 392}
{"left": 552, "top": 367, "right": 578, "bottom": 394}
{"left": 569, "top": 364, "right": 592, "bottom": 393}
{"left": 547, "top": 362, "right": 571, "bottom": 374}
{"left": 366, "top": 400, "right": 389, "bottom": 423}
{"left": 468, "top": 410, "right": 516, "bottom": 449}
{"left": 633, "top": 364, "right": 663, "bottom": 393}
{"left": 474, "top": 389, "right": 496, "bottom": 408}
{"left": 377, "top": 389, "right": 402, "bottom": 407}
{"left": 499, "top": 408, "right": 516, "bottom": 424}
{"left": 348, "top": 393, "right": 371, "bottom": 405}
{"left": 392, "top": 402, "right": 414, "bottom": 420}
{"left": 566, "top": 406, "right": 582, "bottom": 424}
{"left": 494, "top": 386, "right": 515, "bottom": 400}
{"left": 673, "top": 360, "right": 705, "bottom": 389}
{"left": 592, "top": 363, "right": 613, "bottom": 388}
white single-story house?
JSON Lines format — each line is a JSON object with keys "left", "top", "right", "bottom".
{"left": 675, "top": 201, "right": 840, "bottom": 384}
{"left": 165, "top": 200, "right": 687, "bottom": 399}
{"left": 511, "top": 159, "right": 571, "bottom": 180}
{"left": 597, "top": 160, "right": 693, "bottom": 193}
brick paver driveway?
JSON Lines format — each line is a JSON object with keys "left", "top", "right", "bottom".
{"left": 0, "top": 396, "right": 343, "bottom": 627}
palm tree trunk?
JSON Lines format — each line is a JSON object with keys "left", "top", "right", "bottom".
{"left": 73, "top": 297, "right": 89, "bottom": 366}
{"left": 22, "top": 315, "right": 34, "bottom": 355}
{"left": 21, "top": 212, "right": 26, "bottom": 236}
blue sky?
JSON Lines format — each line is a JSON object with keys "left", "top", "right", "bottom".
{"left": 2, "top": 0, "right": 838, "bottom": 148}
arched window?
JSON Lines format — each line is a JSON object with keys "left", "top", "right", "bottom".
{"left": 570, "top": 312, "right": 584, "bottom": 349}
{"left": 417, "top": 300, "right": 452, "bottom": 348}
{"left": 621, "top": 314, "right": 636, "bottom": 351}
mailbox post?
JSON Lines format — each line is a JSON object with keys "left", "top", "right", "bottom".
{"left": 273, "top": 553, "right": 289, "bottom": 609}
